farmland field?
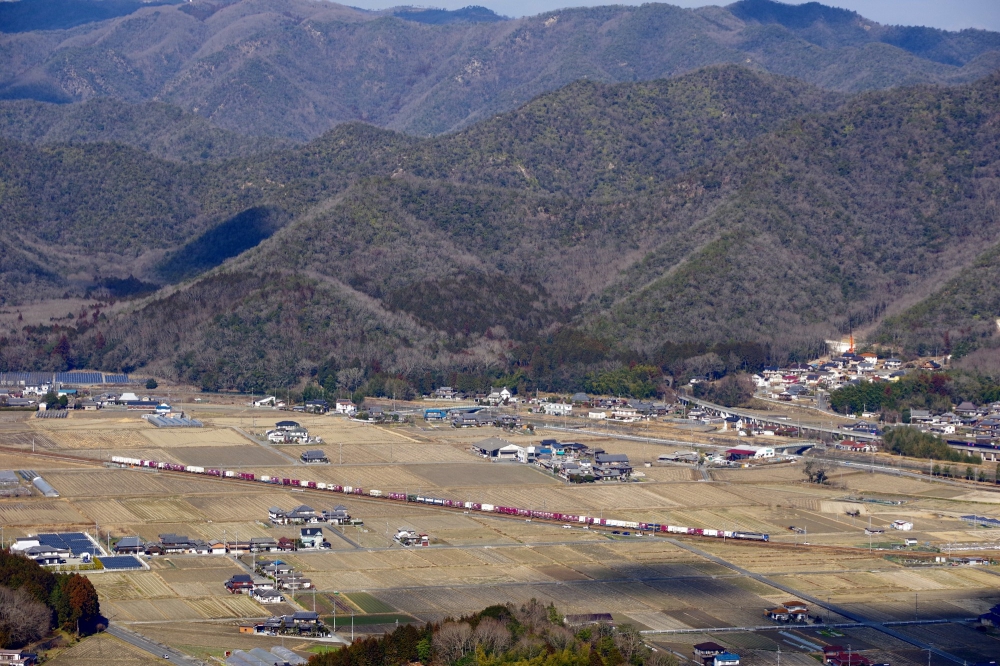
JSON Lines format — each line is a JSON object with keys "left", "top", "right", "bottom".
{"left": 46, "top": 633, "right": 170, "bottom": 665}
{"left": 3, "top": 400, "right": 999, "bottom": 665}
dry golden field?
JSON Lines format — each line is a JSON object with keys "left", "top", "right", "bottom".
{"left": 0, "top": 403, "right": 998, "bottom": 663}
{"left": 46, "top": 633, "right": 171, "bottom": 665}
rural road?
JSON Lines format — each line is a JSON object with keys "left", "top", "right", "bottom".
{"left": 107, "top": 623, "right": 204, "bottom": 664}
{"left": 664, "top": 539, "right": 965, "bottom": 663}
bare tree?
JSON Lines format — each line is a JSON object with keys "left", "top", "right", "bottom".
{"left": 544, "top": 625, "right": 576, "bottom": 651}
{"left": 433, "top": 622, "right": 473, "bottom": 664}
{"left": 473, "top": 617, "right": 511, "bottom": 654}
{"left": 0, "top": 586, "right": 50, "bottom": 647}
{"left": 613, "top": 624, "right": 645, "bottom": 664}
{"left": 337, "top": 367, "right": 365, "bottom": 393}
{"left": 514, "top": 598, "right": 549, "bottom": 632}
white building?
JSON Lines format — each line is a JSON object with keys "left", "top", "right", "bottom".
{"left": 891, "top": 520, "right": 914, "bottom": 531}
{"left": 543, "top": 403, "right": 572, "bottom": 416}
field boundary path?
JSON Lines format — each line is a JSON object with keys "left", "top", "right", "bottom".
{"left": 106, "top": 623, "right": 206, "bottom": 665}
{"left": 664, "top": 539, "right": 964, "bottom": 663}
{"left": 328, "top": 526, "right": 362, "bottom": 548}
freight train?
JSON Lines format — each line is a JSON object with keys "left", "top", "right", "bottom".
{"left": 109, "top": 456, "right": 768, "bottom": 542}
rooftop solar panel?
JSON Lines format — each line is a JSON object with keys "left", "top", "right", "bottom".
{"left": 97, "top": 556, "right": 143, "bottom": 570}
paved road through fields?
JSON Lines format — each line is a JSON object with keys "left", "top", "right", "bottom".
{"left": 107, "top": 624, "right": 204, "bottom": 664}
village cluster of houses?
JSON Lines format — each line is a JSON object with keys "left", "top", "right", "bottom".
{"left": 112, "top": 527, "right": 342, "bottom": 558}
{"left": 226, "top": 558, "right": 321, "bottom": 603}
{"left": 268, "top": 503, "right": 352, "bottom": 526}
{"left": 0, "top": 387, "right": 174, "bottom": 412}
{"left": 906, "top": 401, "right": 1000, "bottom": 441}
{"left": 238, "top": 611, "right": 327, "bottom": 637}
{"left": 752, "top": 351, "right": 913, "bottom": 402}
{"left": 471, "top": 437, "right": 633, "bottom": 481}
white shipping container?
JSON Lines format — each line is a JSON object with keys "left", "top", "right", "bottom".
{"left": 481, "top": 504, "right": 494, "bottom": 512}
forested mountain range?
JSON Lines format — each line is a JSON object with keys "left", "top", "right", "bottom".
{"left": 2, "top": 58, "right": 1000, "bottom": 392}
{"left": 1, "top": 0, "right": 999, "bottom": 139}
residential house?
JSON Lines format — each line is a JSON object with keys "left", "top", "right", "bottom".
{"left": 323, "top": 505, "right": 351, "bottom": 524}
{"left": 250, "top": 588, "right": 284, "bottom": 604}
{"left": 335, "top": 400, "right": 356, "bottom": 415}
{"left": 299, "top": 527, "right": 327, "bottom": 549}
{"left": 300, "top": 449, "right": 329, "bottom": 464}
{"left": 543, "top": 402, "right": 572, "bottom": 416}
{"left": 957, "top": 401, "right": 980, "bottom": 417}
{"left": 225, "top": 574, "right": 254, "bottom": 594}
{"left": 305, "top": 400, "right": 329, "bottom": 414}
{"left": 276, "top": 573, "right": 313, "bottom": 590}
{"left": 22, "top": 545, "right": 69, "bottom": 565}
{"left": 269, "top": 505, "right": 321, "bottom": 525}
{"left": 610, "top": 406, "right": 640, "bottom": 421}
{"left": 472, "top": 437, "right": 520, "bottom": 460}
{"left": 433, "top": 387, "right": 457, "bottom": 400}
{"left": 249, "top": 537, "right": 278, "bottom": 552}
{"left": 113, "top": 536, "right": 144, "bottom": 554}
{"left": 693, "top": 643, "right": 727, "bottom": 665}
{"left": 0, "top": 650, "right": 37, "bottom": 665}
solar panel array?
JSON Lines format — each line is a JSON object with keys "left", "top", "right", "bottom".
{"left": 55, "top": 372, "right": 103, "bottom": 384}
{"left": 0, "top": 372, "right": 53, "bottom": 386}
{"left": 148, "top": 416, "right": 203, "bottom": 428}
{"left": 0, "top": 371, "right": 134, "bottom": 386}
{"left": 961, "top": 514, "right": 1000, "bottom": 527}
{"left": 97, "top": 555, "right": 143, "bottom": 570}
{"left": 38, "top": 532, "right": 100, "bottom": 556}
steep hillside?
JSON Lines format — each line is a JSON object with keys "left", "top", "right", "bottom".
{"left": 0, "top": 0, "right": 995, "bottom": 139}
{"left": 595, "top": 73, "right": 1000, "bottom": 352}
{"left": 3, "top": 67, "right": 1000, "bottom": 392}
{"left": 0, "top": 99, "right": 287, "bottom": 161}
{"left": 873, "top": 242, "right": 1000, "bottom": 365}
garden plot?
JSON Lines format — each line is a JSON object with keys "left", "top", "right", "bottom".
{"left": 87, "top": 572, "right": 174, "bottom": 602}
{"left": 0, "top": 499, "right": 89, "bottom": 526}
{"left": 308, "top": 570, "right": 387, "bottom": 591}
{"left": 117, "top": 497, "right": 205, "bottom": 523}
{"left": 650, "top": 484, "right": 753, "bottom": 508}
{"left": 72, "top": 499, "right": 146, "bottom": 525}
{"left": 185, "top": 493, "right": 295, "bottom": 522}
{"left": 694, "top": 541, "right": 888, "bottom": 573}
{"left": 43, "top": 469, "right": 230, "bottom": 498}
{"left": 409, "top": 463, "right": 554, "bottom": 488}
{"left": 838, "top": 472, "right": 944, "bottom": 496}
{"left": 47, "top": 632, "right": 170, "bottom": 665}
{"left": 640, "top": 467, "right": 699, "bottom": 482}
{"left": 711, "top": 465, "right": 807, "bottom": 483}
{"left": 43, "top": 428, "right": 149, "bottom": 451}
{"left": 171, "top": 445, "right": 288, "bottom": 467}
{"left": 142, "top": 428, "right": 249, "bottom": 448}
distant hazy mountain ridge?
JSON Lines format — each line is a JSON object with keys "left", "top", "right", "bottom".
{"left": 1, "top": 0, "right": 998, "bottom": 139}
